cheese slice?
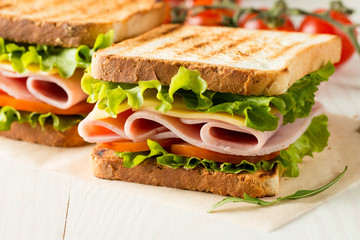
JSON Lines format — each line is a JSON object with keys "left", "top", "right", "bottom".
{"left": 0, "top": 61, "right": 58, "bottom": 75}
{"left": 90, "top": 97, "right": 246, "bottom": 127}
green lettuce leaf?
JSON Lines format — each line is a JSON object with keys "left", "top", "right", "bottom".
{"left": 206, "top": 63, "right": 334, "bottom": 130}
{"left": 168, "top": 67, "right": 213, "bottom": 110}
{"left": 0, "top": 106, "right": 83, "bottom": 132}
{"left": 81, "top": 62, "right": 334, "bottom": 131}
{"left": 274, "top": 114, "right": 330, "bottom": 177}
{"left": 0, "top": 30, "right": 114, "bottom": 78}
{"left": 118, "top": 139, "right": 262, "bottom": 174}
{"left": 116, "top": 115, "right": 329, "bottom": 177}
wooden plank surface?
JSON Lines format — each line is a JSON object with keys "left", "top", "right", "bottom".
{"left": 0, "top": 160, "right": 71, "bottom": 240}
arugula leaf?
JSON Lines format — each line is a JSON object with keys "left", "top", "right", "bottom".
{"left": 207, "top": 166, "right": 347, "bottom": 213}
{"left": 0, "top": 30, "right": 114, "bottom": 78}
{"left": 116, "top": 115, "right": 329, "bottom": 177}
{"left": 0, "top": 106, "right": 83, "bottom": 132}
{"left": 81, "top": 62, "right": 334, "bottom": 131}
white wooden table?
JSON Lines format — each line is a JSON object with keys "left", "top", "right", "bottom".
{"left": 1, "top": 0, "right": 360, "bottom": 239}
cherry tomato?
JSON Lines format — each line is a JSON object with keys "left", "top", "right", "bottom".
{"left": 299, "top": 9, "right": 356, "bottom": 66}
{"left": 185, "top": 8, "right": 233, "bottom": 26}
{"left": 238, "top": 12, "right": 295, "bottom": 31}
{"left": 185, "top": 0, "right": 213, "bottom": 7}
{"left": 186, "top": 0, "right": 242, "bottom": 7}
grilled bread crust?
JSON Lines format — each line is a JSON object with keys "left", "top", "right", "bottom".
{"left": 0, "top": 122, "right": 86, "bottom": 147}
{"left": 0, "top": 0, "right": 165, "bottom": 47}
{"left": 90, "top": 145, "right": 280, "bottom": 198}
{"left": 91, "top": 24, "right": 341, "bottom": 95}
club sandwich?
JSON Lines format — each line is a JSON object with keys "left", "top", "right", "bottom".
{"left": 79, "top": 24, "right": 341, "bottom": 197}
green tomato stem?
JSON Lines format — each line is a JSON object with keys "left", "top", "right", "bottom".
{"left": 172, "top": 0, "right": 360, "bottom": 56}
{"left": 289, "top": 9, "right": 360, "bottom": 56}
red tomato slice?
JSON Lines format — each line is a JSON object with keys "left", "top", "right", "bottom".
{"left": 170, "top": 143, "right": 281, "bottom": 164}
{"left": 0, "top": 92, "right": 93, "bottom": 115}
{"left": 100, "top": 139, "right": 183, "bottom": 152}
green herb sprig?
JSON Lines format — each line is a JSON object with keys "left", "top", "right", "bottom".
{"left": 208, "top": 166, "right": 347, "bottom": 213}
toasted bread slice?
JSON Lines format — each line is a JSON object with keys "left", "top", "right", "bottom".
{"left": 0, "top": 0, "right": 165, "bottom": 47}
{"left": 0, "top": 122, "right": 86, "bottom": 147}
{"left": 90, "top": 145, "right": 280, "bottom": 197}
{"left": 91, "top": 24, "right": 341, "bottom": 95}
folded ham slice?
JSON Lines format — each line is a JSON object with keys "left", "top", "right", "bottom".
{"left": 0, "top": 70, "right": 35, "bottom": 101}
{"left": 0, "top": 69, "right": 87, "bottom": 109}
{"left": 78, "top": 102, "right": 324, "bottom": 156}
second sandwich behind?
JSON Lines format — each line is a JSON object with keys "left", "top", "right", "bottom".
{"left": 0, "top": 0, "right": 165, "bottom": 147}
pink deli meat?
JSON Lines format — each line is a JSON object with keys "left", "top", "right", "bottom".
{"left": 78, "top": 103, "right": 324, "bottom": 156}
{"left": 0, "top": 69, "right": 87, "bottom": 109}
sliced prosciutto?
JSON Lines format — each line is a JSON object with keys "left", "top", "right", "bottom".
{"left": 78, "top": 102, "right": 324, "bottom": 156}
{"left": 0, "top": 69, "right": 87, "bottom": 109}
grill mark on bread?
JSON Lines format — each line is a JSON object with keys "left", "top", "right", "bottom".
{"left": 206, "top": 34, "right": 253, "bottom": 58}
{"left": 246, "top": 43, "right": 266, "bottom": 55}
{"left": 192, "top": 42, "right": 210, "bottom": 49}
{"left": 155, "top": 34, "right": 199, "bottom": 51}
{"left": 269, "top": 41, "right": 302, "bottom": 59}
{"left": 180, "top": 30, "right": 234, "bottom": 57}
{"left": 108, "top": 24, "right": 182, "bottom": 54}
{"left": 158, "top": 24, "right": 182, "bottom": 37}
{"left": 1, "top": 0, "right": 158, "bottom": 21}
{"left": 38, "top": 0, "right": 102, "bottom": 19}
{"left": 137, "top": 25, "right": 183, "bottom": 49}
{"left": 180, "top": 41, "right": 211, "bottom": 55}
{"left": 62, "top": 1, "right": 140, "bottom": 21}
{"left": 14, "top": 0, "right": 67, "bottom": 15}
{"left": 230, "top": 50, "right": 250, "bottom": 62}
{"left": 206, "top": 33, "right": 259, "bottom": 61}
{"left": 0, "top": 3, "right": 12, "bottom": 9}
{"left": 180, "top": 35, "right": 198, "bottom": 41}
{"left": 156, "top": 42, "right": 175, "bottom": 50}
